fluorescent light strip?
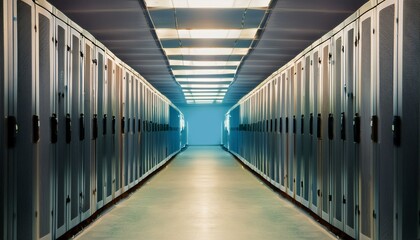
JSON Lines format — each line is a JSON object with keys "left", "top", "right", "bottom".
{"left": 183, "top": 89, "right": 228, "bottom": 92}
{"left": 181, "top": 84, "right": 230, "bottom": 88}
{"left": 169, "top": 60, "right": 240, "bottom": 67}
{"left": 145, "top": 0, "right": 271, "bottom": 9}
{"left": 173, "top": 69, "right": 236, "bottom": 75}
{"left": 156, "top": 29, "right": 258, "bottom": 39}
{"left": 177, "top": 78, "right": 233, "bottom": 83}
{"left": 185, "top": 96, "right": 225, "bottom": 100}
{"left": 184, "top": 92, "right": 226, "bottom": 96}
{"left": 164, "top": 48, "right": 249, "bottom": 56}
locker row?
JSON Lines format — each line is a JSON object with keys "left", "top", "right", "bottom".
{"left": 1, "top": 0, "right": 187, "bottom": 239}
{"left": 223, "top": 0, "right": 419, "bottom": 239}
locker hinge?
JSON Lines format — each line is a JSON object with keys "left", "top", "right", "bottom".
{"left": 373, "top": 210, "right": 376, "bottom": 219}
{"left": 343, "top": 195, "right": 346, "bottom": 204}
{"left": 80, "top": 192, "right": 83, "bottom": 198}
{"left": 329, "top": 195, "right": 332, "bottom": 202}
{"left": 396, "top": 18, "right": 399, "bottom": 24}
{"left": 310, "top": 60, "right": 313, "bottom": 66}
{"left": 328, "top": 53, "right": 332, "bottom": 60}
{"left": 317, "top": 189, "right": 321, "bottom": 197}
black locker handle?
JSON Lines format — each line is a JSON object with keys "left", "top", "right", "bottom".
{"left": 65, "top": 114, "right": 71, "bottom": 143}
{"left": 138, "top": 119, "right": 141, "bottom": 133}
{"left": 328, "top": 113, "right": 334, "bottom": 140}
{"left": 392, "top": 116, "right": 401, "bottom": 146}
{"left": 112, "top": 116, "right": 116, "bottom": 135}
{"left": 121, "top": 117, "right": 125, "bottom": 134}
{"left": 317, "top": 114, "right": 321, "bottom": 139}
{"left": 293, "top": 116, "right": 296, "bottom": 134}
{"left": 301, "top": 115, "right": 304, "bottom": 135}
{"left": 102, "top": 114, "right": 107, "bottom": 135}
{"left": 33, "top": 115, "right": 40, "bottom": 143}
{"left": 270, "top": 119, "right": 273, "bottom": 133}
{"left": 353, "top": 113, "right": 361, "bottom": 143}
{"left": 285, "top": 117, "right": 289, "bottom": 133}
{"left": 266, "top": 120, "right": 269, "bottom": 133}
{"left": 279, "top": 118, "right": 283, "bottom": 133}
{"left": 7, "top": 116, "right": 18, "bottom": 148}
{"left": 340, "top": 112, "right": 345, "bottom": 140}
{"left": 92, "top": 114, "right": 98, "bottom": 140}
{"left": 79, "top": 114, "right": 85, "bottom": 141}
{"left": 50, "top": 114, "right": 58, "bottom": 144}
{"left": 371, "top": 115, "right": 378, "bottom": 142}
{"left": 309, "top": 113, "right": 313, "bottom": 136}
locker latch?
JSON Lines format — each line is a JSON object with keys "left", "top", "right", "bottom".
{"left": 329, "top": 195, "right": 332, "bottom": 202}
{"left": 392, "top": 116, "right": 401, "bottom": 146}
{"left": 301, "top": 181, "right": 303, "bottom": 188}
{"left": 66, "top": 114, "right": 71, "bottom": 144}
{"left": 301, "top": 115, "right": 304, "bottom": 135}
{"left": 328, "top": 113, "right": 334, "bottom": 140}
{"left": 317, "top": 189, "right": 321, "bottom": 197}
{"left": 112, "top": 116, "right": 116, "bottom": 135}
{"left": 317, "top": 114, "right": 321, "bottom": 139}
{"left": 33, "top": 115, "right": 40, "bottom": 143}
{"left": 353, "top": 113, "right": 361, "bottom": 143}
{"left": 50, "top": 114, "right": 58, "bottom": 144}
{"left": 66, "top": 196, "right": 70, "bottom": 204}
{"left": 7, "top": 116, "right": 18, "bottom": 148}
{"left": 371, "top": 115, "right": 378, "bottom": 143}
{"left": 285, "top": 117, "right": 289, "bottom": 133}
{"left": 293, "top": 116, "right": 296, "bottom": 134}
{"left": 92, "top": 114, "right": 98, "bottom": 140}
{"left": 373, "top": 210, "right": 376, "bottom": 219}
{"left": 343, "top": 195, "right": 346, "bottom": 204}
{"left": 103, "top": 114, "right": 107, "bottom": 135}
{"left": 340, "top": 112, "right": 346, "bottom": 140}
{"left": 309, "top": 113, "right": 313, "bottom": 136}
{"left": 79, "top": 114, "right": 85, "bottom": 141}
{"left": 92, "top": 59, "right": 98, "bottom": 65}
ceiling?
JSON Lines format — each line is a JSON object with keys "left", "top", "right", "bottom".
{"left": 49, "top": 0, "right": 368, "bottom": 107}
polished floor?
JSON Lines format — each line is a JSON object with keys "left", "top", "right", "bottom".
{"left": 75, "top": 146, "right": 335, "bottom": 240}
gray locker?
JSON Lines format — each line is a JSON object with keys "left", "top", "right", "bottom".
{"left": 302, "top": 55, "right": 311, "bottom": 207}
{"left": 287, "top": 66, "right": 295, "bottom": 197}
{"left": 0, "top": 0, "right": 5, "bottom": 237}
{"left": 105, "top": 56, "right": 114, "bottom": 203}
{"left": 114, "top": 64, "right": 123, "bottom": 198}
{"left": 280, "top": 72, "right": 286, "bottom": 191}
{"left": 294, "top": 60, "right": 303, "bottom": 203}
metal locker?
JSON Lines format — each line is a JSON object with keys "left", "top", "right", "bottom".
{"left": 342, "top": 20, "right": 358, "bottom": 239}
{"left": 140, "top": 83, "right": 145, "bottom": 177}
{"left": 287, "top": 65, "right": 295, "bottom": 198}
{"left": 358, "top": 9, "right": 375, "bottom": 240}
{"left": 274, "top": 77, "right": 280, "bottom": 185}
{"left": 135, "top": 80, "right": 141, "bottom": 181}
{"left": 269, "top": 81, "right": 276, "bottom": 182}
{"left": 302, "top": 54, "right": 311, "bottom": 208}
{"left": 294, "top": 59, "right": 303, "bottom": 203}
{"left": 375, "top": 0, "right": 397, "bottom": 238}
{"left": 105, "top": 55, "right": 114, "bottom": 204}
{"left": 122, "top": 70, "right": 129, "bottom": 191}
{"left": 14, "top": 0, "right": 38, "bottom": 238}
{"left": 396, "top": 0, "right": 420, "bottom": 238}
{"left": 319, "top": 40, "right": 332, "bottom": 222}
{"left": 114, "top": 63, "right": 123, "bottom": 198}
{"left": 68, "top": 26, "right": 83, "bottom": 230}
{"left": 0, "top": 0, "right": 5, "bottom": 237}
{"left": 81, "top": 38, "right": 95, "bottom": 221}
{"left": 331, "top": 30, "right": 345, "bottom": 230}
{"left": 280, "top": 72, "right": 286, "bottom": 191}
{"left": 35, "top": 4, "right": 54, "bottom": 239}
{"left": 132, "top": 77, "right": 138, "bottom": 184}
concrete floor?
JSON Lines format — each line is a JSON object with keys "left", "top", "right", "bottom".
{"left": 75, "top": 146, "right": 335, "bottom": 240}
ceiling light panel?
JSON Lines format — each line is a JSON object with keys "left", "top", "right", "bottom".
{"left": 180, "top": 84, "right": 230, "bottom": 88}
{"left": 177, "top": 78, "right": 233, "bottom": 83}
{"left": 164, "top": 48, "right": 249, "bottom": 56}
{"left": 185, "top": 96, "right": 225, "bottom": 100}
{"left": 156, "top": 29, "right": 258, "bottom": 39}
{"left": 183, "top": 89, "right": 228, "bottom": 92}
{"left": 169, "top": 60, "right": 240, "bottom": 67}
{"left": 173, "top": 69, "right": 236, "bottom": 75}
{"left": 145, "top": 0, "right": 271, "bottom": 9}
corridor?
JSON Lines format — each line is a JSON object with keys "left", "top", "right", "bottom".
{"left": 75, "top": 146, "right": 334, "bottom": 240}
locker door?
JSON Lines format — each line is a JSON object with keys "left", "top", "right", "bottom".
{"left": 358, "top": 10, "right": 375, "bottom": 240}
{"left": 114, "top": 64, "right": 122, "bottom": 198}
{"left": 320, "top": 40, "right": 332, "bottom": 222}
{"left": 132, "top": 77, "right": 138, "bottom": 184}
{"left": 376, "top": 1, "right": 397, "bottom": 238}
{"left": 295, "top": 60, "right": 303, "bottom": 203}
{"left": 331, "top": 31, "right": 345, "bottom": 230}
{"left": 280, "top": 73, "right": 286, "bottom": 191}
{"left": 54, "top": 17, "right": 69, "bottom": 238}
{"left": 310, "top": 48, "right": 321, "bottom": 215}
{"left": 273, "top": 79, "right": 279, "bottom": 185}
{"left": 68, "top": 28, "right": 82, "bottom": 230}
{"left": 95, "top": 47, "right": 105, "bottom": 210}
{"left": 287, "top": 66, "right": 295, "bottom": 198}
{"left": 122, "top": 71, "right": 129, "bottom": 190}
{"left": 35, "top": 5, "right": 54, "bottom": 240}
{"left": 81, "top": 39, "right": 94, "bottom": 221}
{"left": 302, "top": 55, "right": 311, "bottom": 207}
{"left": 0, "top": 1, "right": 5, "bottom": 237}
{"left": 128, "top": 75, "right": 134, "bottom": 187}
{"left": 343, "top": 21, "right": 358, "bottom": 238}
{"left": 105, "top": 56, "right": 114, "bottom": 203}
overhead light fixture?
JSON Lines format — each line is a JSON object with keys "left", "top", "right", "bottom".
{"left": 169, "top": 60, "right": 240, "bottom": 67}
{"left": 183, "top": 89, "right": 228, "bottom": 92}
{"left": 173, "top": 69, "right": 236, "bottom": 75}
{"left": 184, "top": 92, "right": 226, "bottom": 96}
{"left": 181, "top": 84, "right": 230, "bottom": 88}
{"left": 177, "top": 78, "right": 233, "bottom": 83}
{"left": 145, "top": 0, "right": 271, "bottom": 9}
{"left": 185, "top": 96, "right": 225, "bottom": 100}
{"left": 164, "top": 48, "right": 249, "bottom": 56}
{"left": 156, "top": 29, "right": 258, "bottom": 39}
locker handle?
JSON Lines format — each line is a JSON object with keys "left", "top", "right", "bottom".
{"left": 138, "top": 119, "right": 141, "bottom": 133}
{"left": 328, "top": 113, "right": 334, "bottom": 140}
{"left": 317, "top": 189, "right": 321, "bottom": 197}
{"left": 270, "top": 119, "right": 273, "bottom": 133}
{"left": 121, "top": 117, "right": 126, "bottom": 134}
{"left": 392, "top": 116, "right": 401, "bottom": 146}
{"left": 293, "top": 116, "right": 296, "bottom": 134}
{"left": 92, "top": 114, "right": 98, "bottom": 140}
{"left": 279, "top": 118, "right": 283, "bottom": 133}
{"left": 103, "top": 114, "right": 107, "bottom": 135}
{"left": 353, "top": 113, "right": 361, "bottom": 143}
{"left": 50, "top": 114, "right": 58, "bottom": 144}
{"left": 7, "top": 116, "right": 18, "bottom": 148}
{"left": 112, "top": 116, "right": 116, "bottom": 135}
{"left": 32, "top": 115, "right": 40, "bottom": 143}
{"left": 301, "top": 115, "right": 304, "bottom": 135}
{"left": 79, "top": 114, "right": 85, "bottom": 141}
{"left": 285, "top": 117, "right": 289, "bottom": 133}
{"left": 371, "top": 115, "right": 378, "bottom": 142}
{"left": 317, "top": 114, "right": 321, "bottom": 139}
{"left": 340, "top": 112, "right": 346, "bottom": 140}
{"left": 309, "top": 113, "right": 313, "bottom": 136}
{"left": 66, "top": 114, "right": 71, "bottom": 144}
